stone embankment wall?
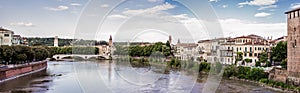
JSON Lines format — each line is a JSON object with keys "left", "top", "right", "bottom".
{"left": 0, "top": 61, "right": 47, "bottom": 82}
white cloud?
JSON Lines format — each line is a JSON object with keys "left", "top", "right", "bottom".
{"left": 238, "top": 0, "right": 278, "bottom": 6}
{"left": 291, "top": 3, "right": 300, "bottom": 9}
{"left": 70, "top": 3, "right": 81, "bottom": 6}
{"left": 148, "top": 0, "right": 164, "bottom": 3}
{"left": 222, "top": 5, "right": 228, "bottom": 8}
{"left": 209, "top": 0, "right": 219, "bottom": 2}
{"left": 258, "top": 5, "right": 277, "bottom": 10}
{"left": 123, "top": 2, "right": 175, "bottom": 15}
{"left": 172, "top": 14, "right": 189, "bottom": 20}
{"left": 219, "top": 18, "right": 286, "bottom": 38}
{"left": 107, "top": 14, "right": 128, "bottom": 20}
{"left": 254, "top": 12, "right": 271, "bottom": 17}
{"left": 45, "top": 5, "right": 69, "bottom": 11}
{"left": 10, "top": 22, "right": 35, "bottom": 27}
{"left": 100, "top": 4, "right": 110, "bottom": 8}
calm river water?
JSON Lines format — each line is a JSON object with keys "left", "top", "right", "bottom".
{"left": 0, "top": 61, "right": 282, "bottom": 93}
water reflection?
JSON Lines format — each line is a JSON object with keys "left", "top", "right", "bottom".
{"left": 0, "top": 61, "right": 283, "bottom": 93}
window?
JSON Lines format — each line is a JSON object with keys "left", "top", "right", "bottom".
{"left": 249, "top": 53, "right": 253, "bottom": 57}
{"left": 294, "top": 40, "right": 297, "bottom": 48}
{"left": 299, "top": 10, "right": 300, "bottom": 17}
{"left": 245, "top": 47, "right": 247, "bottom": 52}
{"left": 244, "top": 53, "right": 247, "bottom": 57}
{"left": 250, "top": 47, "right": 252, "bottom": 52}
{"left": 4, "top": 34, "right": 9, "bottom": 37}
{"left": 254, "top": 53, "right": 257, "bottom": 56}
{"left": 255, "top": 47, "right": 257, "bottom": 50}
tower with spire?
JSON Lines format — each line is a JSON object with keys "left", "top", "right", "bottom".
{"left": 169, "top": 35, "right": 172, "bottom": 45}
{"left": 109, "top": 35, "right": 113, "bottom": 47}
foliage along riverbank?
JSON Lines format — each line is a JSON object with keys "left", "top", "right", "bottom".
{"left": 223, "top": 65, "right": 300, "bottom": 92}
{"left": 0, "top": 45, "right": 54, "bottom": 65}
{"left": 0, "top": 45, "right": 102, "bottom": 64}
{"left": 115, "top": 56, "right": 300, "bottom": 92}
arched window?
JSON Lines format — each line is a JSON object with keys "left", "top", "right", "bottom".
{"left": 294, "top": 40, "right": 297, "bottom": 48}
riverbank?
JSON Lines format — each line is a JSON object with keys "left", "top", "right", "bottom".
{"left": 0, "top": 61, "right": 47, "bottom": 83}
{"left": 229, "top": 77, "right": 296, "bottom": 93}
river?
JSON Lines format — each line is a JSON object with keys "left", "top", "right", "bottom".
{"left": 0, "top": 61, "right": 282, "bottom": 93}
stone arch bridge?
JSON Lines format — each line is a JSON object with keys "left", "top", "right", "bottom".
{"left": 52, "top": 54, "right": 111, "bottom": 60}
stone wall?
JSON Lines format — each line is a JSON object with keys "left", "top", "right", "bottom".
{"left": 0, "top": 61, "right": 47, "bottom": 81}
{"left": 287, "top": 9, "right": 300, "bottom": 78}
{"left": 287, "top": 76, "right": 300, "bottom": 86}
{"left": 269, "top": 68, "right": 288, "bottom": 83}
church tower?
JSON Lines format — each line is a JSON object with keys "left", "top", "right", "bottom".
{"left": 109, "top": 35, "right": 113, "bottom": 47}
{"left": 169, "top": 35, "right": 172, "bottom": 45}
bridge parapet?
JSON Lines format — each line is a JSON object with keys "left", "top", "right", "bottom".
{"left": 52, "top": 54, "right": 110, "bottom": 60}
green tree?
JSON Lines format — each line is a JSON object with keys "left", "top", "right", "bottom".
{"left": 32, "top": 46, "right": 50, "bottom": 61}
{"left": 1, "top": 46, "right": 15, "bottom": 65}
{"left": 281, "top": 58, "right": 287, "bottom": 69}
{"left": 244, "top": 58, "right": 252, "bottom": 63}
{"left": 258, "top": 52, "right": 269, "bottom": 67}
{"left": 236, "top": 52, "right": 243, "bottom": 65}
{"left": 255, "top": 61, "right": 261, "bottom": 67}
{"left": 271, "top": 41, "right": 287, "bottom": 62}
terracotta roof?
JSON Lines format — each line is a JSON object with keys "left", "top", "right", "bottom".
{"left": 243, "top": 41, "right": 266, "bottom": 45}
{"left": 0, "top": 27, "right": 12, "bottom": 32}
{"left": 177, "top": 43, "right": 198, "bottom": 47}
{"left": 13, "top": 35, "right": 21, "bottom": 37}
{"left": 285, "top": 8, "right": 300, "bottom": 14}
{"left": 270, "top": 36, "right": 287, "bottom": 43}
{"left": 234, "top": 34, "right": 264, "bottom": 40}
{"left": 198, "top": 40, "right": 211, "bottom": 43}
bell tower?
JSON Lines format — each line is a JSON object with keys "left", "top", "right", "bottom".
{"left": 109, "top": 35, "right": 113, "bottom": 47}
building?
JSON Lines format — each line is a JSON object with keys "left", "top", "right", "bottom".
{"left": 175, "top": 41, "right": 200, "bottom": 61}
{"left": 220, "top": 38, "right": 235, "bottom": 65}
{"left": 197, "top": 40, "right": 212, "bottom": 62}
{"left": 96, "top": 36, "right": 113, "bottom": 57}
{"left": 12, "top": 35, "right": 22, "bottom": 45}
{"left": 233, "top": 35, "right": 272, "bottom": 66}
{"left": 285, "top": 8, "right": 300, "bottom": 85}
{"left": 0, "top": 27, "right": 14, "bottom": 46}
{"left": 54, "top": 36, "right": 59, "bottom": 47}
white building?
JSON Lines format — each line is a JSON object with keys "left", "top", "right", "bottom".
{"left": 220, "top": 38, "right": 235, "bottom": 65}
{"left": 233, "top": 34, "right": 271, "bottom": 66}
{"left": 0, "top": 27, "right": 14, "bottom": 46}
{"left": 12, "top": 35, "right": 22, "bottom": 45}
{"left": 175, "top": 42, "right": 200, "bottom": 61}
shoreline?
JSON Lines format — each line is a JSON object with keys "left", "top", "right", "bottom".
{"left": 229, "top": 77, "right": 295, "bottom": 93}
{"left": 0, "top": 61, "right": 47, "bottom": 83}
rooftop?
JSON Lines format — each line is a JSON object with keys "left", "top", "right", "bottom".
{"left": 285, "top": 7, "right": 300, "bottom": 14}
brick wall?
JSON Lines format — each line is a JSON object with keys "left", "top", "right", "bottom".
{"left": 0, "top": 61, "right": 47, "bottom": 81}
{"left": 287, "top": 10, "right": 300, "bottom": 78}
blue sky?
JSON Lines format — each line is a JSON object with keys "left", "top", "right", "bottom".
{"left": 0, "top": 0, "right": 299, "bottom": 42}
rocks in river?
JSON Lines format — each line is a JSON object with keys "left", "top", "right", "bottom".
{"left": 30, "top": 80, "right": 52, "bottom": 85}
{"left": 49, "top": 74, "right": 63, "bottom": 77}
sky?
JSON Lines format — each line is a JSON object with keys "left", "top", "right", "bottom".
{"left": 0, "top": 0, "right": 299, "bottom": 43}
